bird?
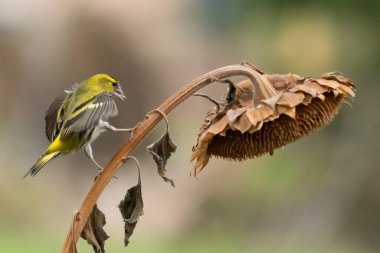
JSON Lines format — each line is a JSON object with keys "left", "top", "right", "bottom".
{"left": 24, "top": 74, "right": 134, "bottom": 178}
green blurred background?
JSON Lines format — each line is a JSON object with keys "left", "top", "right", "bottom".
{"left": 1, "top": 0, "right": 379, "bottom": 252}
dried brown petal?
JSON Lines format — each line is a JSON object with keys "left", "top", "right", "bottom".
{"left": 226, "top": 108, "right": 246, "bottom": 124}
{"left": 191, "top": 70, "right": 356, "bottom": 176}
{"left": 246, "top": 105, "right": 274, "bottom": 126}
{"left": 264, "top": 73, "right": 303, "bottom": 90}
{"left": 277, "top": 92, "right": 305, "bottom": 107}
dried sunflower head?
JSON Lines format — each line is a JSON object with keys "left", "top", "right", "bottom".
{"left": 191, "top": 71, "right": 356, "bottom": 176}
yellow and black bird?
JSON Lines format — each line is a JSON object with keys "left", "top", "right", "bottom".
{"left": 25, "top": 74, "right": 133, "bottom": 177}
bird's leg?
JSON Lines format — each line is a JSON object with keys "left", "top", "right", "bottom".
{"left": 84, "top": 144, "right": 118, "bottom": 179}
{"left": 84, "top": 144, "right": 103, "bottom": 171}
{"left": 108, "top": 126, "right": 137, "bottom": 132}
{"left": 102, "top": 122, "right": 138, "bottom": 139}
{"left": 104, "top": 124, "right": 137, "bottom": 132}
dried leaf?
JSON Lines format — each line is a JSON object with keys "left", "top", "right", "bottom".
{"left": 147, "top": 132, "right": 176, "bottom": 187}
{"left": 118, "top": 157, "right": 144, "bottom": 247}
{"left": 193, "top": 93, "right": 220, "bottom": 113}
{"left": 225, "top": 80, "right": 237, "bottom": 108}
{"left": 81, "top": 204, "right": 109, "bottom": 253}
{"left": 146, "top": 110, "right": 177, "bottom": 187}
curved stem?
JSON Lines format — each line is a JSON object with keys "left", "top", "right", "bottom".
{"left": 240, "top": 60, "right": 279, "bottom": 99}
{"left": 61, "top": 64, "right": 263, "bottom": 253}
{"left": 127, "top": 156, "right": 141, "bottom": 185}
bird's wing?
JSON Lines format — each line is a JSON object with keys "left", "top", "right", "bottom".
{"left": 60, "top": 93, "right": 118, "bottom": 139}
{"left": 45, "top": 94, "right": 71, "bottom": 142}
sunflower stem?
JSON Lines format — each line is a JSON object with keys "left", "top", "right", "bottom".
{"left": 240, "top": 62, "right": 280, "bottom": 102}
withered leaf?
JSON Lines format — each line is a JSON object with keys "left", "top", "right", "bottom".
{"left": 225, "top": 80, "right": 237, "bottom": 108}
{"left": 193, "top": 93, "right": 220, "bottom": 113}
{"left": 81, "top": 204, "right": 109, "bottom": 253}
{"left": 118, "top": 158, "right": 144, "bottom": 246}
{"left": 146, "top": 110, "right": 177, "bottom": 187}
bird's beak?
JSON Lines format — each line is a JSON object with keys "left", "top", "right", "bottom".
{"left": 114, "top": 86, "right": 126, "bottom": 101}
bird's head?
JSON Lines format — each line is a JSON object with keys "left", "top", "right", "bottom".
{"left": 87, "top": 74, "right": 126, "bottom": 101}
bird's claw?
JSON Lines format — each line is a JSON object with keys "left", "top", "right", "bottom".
{"left": 129, "top": 124, "right": 140, "bottom": 140}
{"left": 96, "top": 168, "right": 118, "bottom": 179}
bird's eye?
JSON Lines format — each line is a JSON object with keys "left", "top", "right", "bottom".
{"left": 112, "top": 82, "right": 117, "bottom": 87}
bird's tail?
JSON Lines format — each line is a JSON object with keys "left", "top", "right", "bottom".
{"left": 24, "top": 151, "right": 60, "bottom": 178}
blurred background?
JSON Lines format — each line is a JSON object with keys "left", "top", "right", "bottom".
{"left": 1, "top": 0, "right": 379, "bottom": 252}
